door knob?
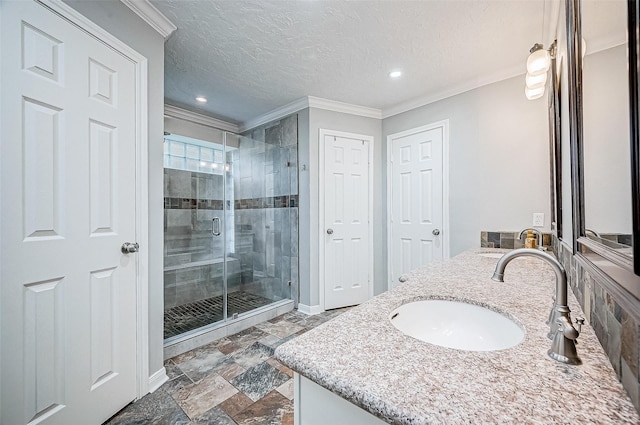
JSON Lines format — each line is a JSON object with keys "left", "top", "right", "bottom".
{"left": 432, "top": 229, "right": 440, "bottom": 236}
{"left": 326, "top": 228, "right": 334, "bottom": 235}
{"left": 121, "top": 242, "right": 139, "bottom": 254}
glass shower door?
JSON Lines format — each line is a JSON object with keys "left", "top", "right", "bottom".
{"left": 225, "top": 134, "right": 292, "bottom": 319}
{"left": 163, "top": 133, "right": 227, "bottom": 340}
{"left": 163, "top": 126, "right": 298, "bottom": 345}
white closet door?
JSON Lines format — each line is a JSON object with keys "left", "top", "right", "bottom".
{"left": 1, "top": 1, "right": 139, "bottom": 423}
{"left": 323, "top": 133, "right": 371, "bottom": 310}
{"left": 390, "top": 125, "right": 445, "bottom": 285}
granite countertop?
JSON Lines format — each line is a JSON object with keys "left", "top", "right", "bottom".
{"left": 275, "top": 249, "right": 640, "bottom": 424}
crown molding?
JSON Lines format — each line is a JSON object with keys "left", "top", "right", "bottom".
{"left": 307, "top": 96, "right": 382, "bottom": 119}
{"left": 241, "top": 67, "right": 535, "bottom": 128}
{"left": 586, "top": 34, "right": 626, "bottom": 56}
{"left": 239, "top": 97, "right": 309, "bottom": 133}
{"left": 164, "top": 104, "right": 239, "bottom": 133}
{"left": 239, "top": 96, "right": 382, "bottom": 132}
{"left": 381, "top": 64, "right": 525, "bottom": 119}
{"left": 120, "top": 0, "right": 177, "bottom": 39}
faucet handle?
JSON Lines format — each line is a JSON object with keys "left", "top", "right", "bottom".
{"left": 574, "top": 317, "right": 585, "bottom": 333}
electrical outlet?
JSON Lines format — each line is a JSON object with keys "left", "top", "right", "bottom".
{"left": 532, "top": 213, "right": 544, "bottom": 227}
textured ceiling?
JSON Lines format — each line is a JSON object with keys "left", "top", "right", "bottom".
{"left": 153, "top": 0, "right": 551, "bottom": 124}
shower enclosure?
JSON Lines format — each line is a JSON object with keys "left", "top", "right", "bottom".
{"left": 162, "top": 118, "right": 298, "bottom": 350}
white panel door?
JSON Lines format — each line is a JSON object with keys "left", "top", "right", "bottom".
{"left": 1, "top": 2, "right": 138, "bottom": 424}
{"left": 390, "top": 125, "right": 445, "bottom": 285}
{"left": 324, "top": 134, "right": 371, "bottom": 310}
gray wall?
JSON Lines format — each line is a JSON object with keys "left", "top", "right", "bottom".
{"left": 382, "top": 74, "right": 550, "bottom": 266}
{"left": 64, "top": 0, "right": 166, "bottom": 379}
{"left": 299, "top": 108, "right": 383, "bottom": 306}
{"left": 165, "top": 116, "right": 226, "bottom": 145}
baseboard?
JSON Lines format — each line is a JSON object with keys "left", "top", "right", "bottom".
{"left": 298, "top": 303, "right": 323, "bottom": 315}
{"left": 148, "top": 367, "right": 169, "bottom": 393}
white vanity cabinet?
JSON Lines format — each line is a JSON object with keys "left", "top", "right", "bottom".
{"left": 293, "top": 373, "right": 387, "bottom": 425}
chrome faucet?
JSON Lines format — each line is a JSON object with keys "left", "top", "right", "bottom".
{"left": 491, "top": 248, "right": 582, "bottom": 365}
{"left": 517, "top": 228, "right": 544, "bottom": 250}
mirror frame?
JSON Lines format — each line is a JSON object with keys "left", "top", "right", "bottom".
{"left": 567, "top": 0, "right": 640, "bottom": 306}
{"left": 549, "top": 49, "right": 563, "bottom": 240}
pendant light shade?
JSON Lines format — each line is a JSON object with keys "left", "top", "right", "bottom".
{"left": 525, "top": 85, "right": 545, "bottom": 100}
{"left": 525, "top": 72, "right": 547, "bottom": 89}
{"left": 527, "top": 43, "right": 551, "bottom": 76}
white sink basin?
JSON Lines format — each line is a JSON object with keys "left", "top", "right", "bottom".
{"left": 389, "top": 300, "right": 524, "bottom": 351}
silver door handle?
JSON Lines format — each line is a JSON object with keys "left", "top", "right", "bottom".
{"left": 432, "top": 229, "right": 440, "bottom": 236}
{"left": 121, "top": 242, "right": 139, "bottom": 254}
{"left": 326, "top": 228, "right": 334, "bottom": 235}
{"left": 212, "top": 217, "right": 221, "bottom": 236}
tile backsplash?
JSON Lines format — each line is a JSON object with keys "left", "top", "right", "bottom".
{"left": 480, "top": 231, "right": 552, "bottom": 249}
{"left": 553, "top": 237, "right": 640, "bottom": 412}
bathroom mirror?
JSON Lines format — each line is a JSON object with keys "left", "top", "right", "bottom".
{"left": 567, "top": 0, "right": 640, "bottom": 303}
{"left": 581, "top": 0, "right": 632, "bottom": 253}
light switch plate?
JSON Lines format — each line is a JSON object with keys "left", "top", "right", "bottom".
{"left": 533, "top": 213, "right": 544, "bottom": 227}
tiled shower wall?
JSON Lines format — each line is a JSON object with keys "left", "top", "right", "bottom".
{"left": 553, "top": 237, "right": 640, "bottom": 411}
{"left": 238, "top": 114, "right": 299, "bottom": 303}
{"left": 163, "top": 169, "right": 241, "bottom": 309}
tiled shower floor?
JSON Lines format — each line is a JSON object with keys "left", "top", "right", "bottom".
{"left": 164, "top": 291, "right": 275, "bottom": 339}
{"left": 106, "top": 307, "right": 350, "bottom": 425}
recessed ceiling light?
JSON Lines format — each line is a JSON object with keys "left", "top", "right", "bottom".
{"left": 195, "top": 96, "right": 207, "bottom": 103}
{"left": 389, "top": 70, "right": 402, "bottom": 78}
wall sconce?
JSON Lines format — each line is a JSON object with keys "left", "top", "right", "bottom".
{"left": 524, "top": 42, "right": 556, "bottom": 100}
{"left": 527, "top": 43, "right": 551, "bottom": 75}
{"left": 525, "top": 85, "right": 545, "bottom": 100}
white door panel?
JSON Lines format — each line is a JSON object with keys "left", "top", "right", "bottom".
{"left": 1, "top": 1, "right": 138, "bottom": 423}
{"left": 323, "top": 134, "right": 372, "bottom": 310}
{"left": 390, "top": 125, "right": 445, "bottom": 286}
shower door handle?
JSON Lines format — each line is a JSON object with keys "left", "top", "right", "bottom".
{"left": 212, "top": 217, "right": 221, "bottom": 236}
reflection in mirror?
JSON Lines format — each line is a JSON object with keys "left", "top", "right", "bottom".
{"left": 581, "top": 0, "right": 632, "bottom": 254}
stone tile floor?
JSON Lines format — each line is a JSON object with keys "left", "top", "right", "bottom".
{"left": 105, "top": 308, "right": 349, "bottom": 425}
